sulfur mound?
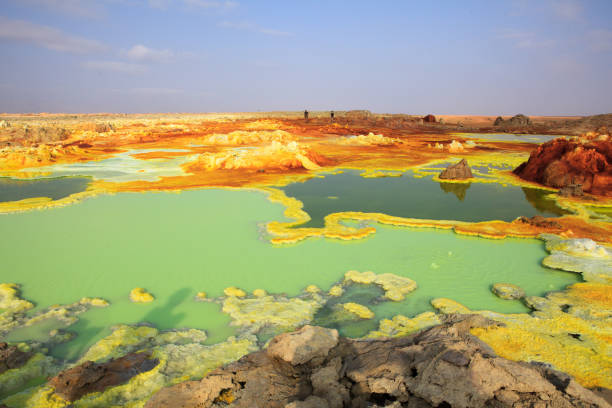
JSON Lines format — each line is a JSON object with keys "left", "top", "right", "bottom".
{"left": 129, "top": 287, "right": 155, "bottom": 303}
{"left": 144, "top": 316, "right": 608, "bottom": 408}
{"left": 335, "top": 133, "right": 400, "bottom": 146}
{"left": 185, "top": 141, "right": 327, "bottom": 171}
{"left": 203, "top": 130, "right": 296, "bottom": 145}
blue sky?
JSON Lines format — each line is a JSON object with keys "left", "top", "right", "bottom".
{"left": 0, "top": 0, "right": 611, "bottom": 115}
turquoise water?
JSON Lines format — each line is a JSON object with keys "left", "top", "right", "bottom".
{"left": 282, "top": 170, "right": 569, "bottom": 228}
{"left": 0, "top": 177, "right": 90, "bottom": 202}
{"left": 0, "top": 188, "right": 579, "bottom": 360}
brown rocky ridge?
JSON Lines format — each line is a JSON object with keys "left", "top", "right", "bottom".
{"left": 49, "top": 351, "right": 159, "bottom": 402}
{"left": 144, "top": 316, "right": 610, "bottom": 408}
{"left": 513, "top": 128, "right": 612, "bottom": 196}
{"left": 0, "top": 342, "right": 32, "bottom": 375}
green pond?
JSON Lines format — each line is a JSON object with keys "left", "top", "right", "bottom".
{"left": 0, "top": 177, "right": 90, "bottom": 202}
{"left": 282, "top": 170, "right": 569, "bottom": 228}
{"left": 0, "top": 187, "right": 580, "bottom": 361}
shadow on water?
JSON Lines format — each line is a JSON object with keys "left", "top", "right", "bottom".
{"left": 0, "top": 176, "right": 91, "bottom": 202}
{"left": 50, "top": 317, "right": 106, "bottom": 362}
{"left": 439, "top": 182, "right": 471, "bottom": 201}
{"left": 142, "top": 287, "right": 190, "bottom": 330}
{"left": 521, "top": 187, "right": 571, "bottom": 216}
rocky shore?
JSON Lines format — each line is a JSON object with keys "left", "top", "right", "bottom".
{"left": 144, "top": 316, "right": 610, "bottom": 408}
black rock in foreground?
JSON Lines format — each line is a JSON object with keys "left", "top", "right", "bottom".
{"left": 145, "top": 315, "right": 610, "bottom": 408}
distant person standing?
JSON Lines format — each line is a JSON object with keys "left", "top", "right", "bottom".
{"left": 304, "top": 109, "right": 309, "bottom": 120}
{"left": 330, "top": 111, "right": 335, "bottom": 122}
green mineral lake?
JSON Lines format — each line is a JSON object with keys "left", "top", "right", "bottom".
{"left": 282, "top": 170, "right": 569, "bottom": 228}
{"left": 0, "top": 188, "right": 580, "bottom": 360}
{"left": 0, "top": 177, "right": 90, "bottom": 202}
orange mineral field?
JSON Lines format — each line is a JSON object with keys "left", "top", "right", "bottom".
{"left": 1, "top": 111, "right": 611, "bottom": 244}
{"left": 1, "top": 111, "right": 612, "bottom": 407}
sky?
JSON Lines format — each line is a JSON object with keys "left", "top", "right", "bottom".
{"left": 0, "top": 0, "right": 611, "bottom": 115}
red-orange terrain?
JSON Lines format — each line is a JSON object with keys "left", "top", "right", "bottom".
{"left": 1, "top": 112, "right": 611, "bottom": 244}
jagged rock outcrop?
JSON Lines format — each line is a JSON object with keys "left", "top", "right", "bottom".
{"left": 439, "top": 159, "right": 473, "bottom": 180}
{"left": 145, "top": 316, "right": 609, "bottom": 408}
{"left": 494, "top": 114, "right": 532, "bottom": 128}
{"left": 513, "top": 133, "right": 612, "bottom": 196}
{"left": 49, "top": 351, "right": 159, "bottom": 402}
{"left": 0, "top": 342, "right": 33, "bottom": 374}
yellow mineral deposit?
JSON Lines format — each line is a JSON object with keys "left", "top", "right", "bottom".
{"left": 129, "top": 287, "right": 155, "bottom": 303}
{"left": 223, "top": 286, "right": 246, "bottom": 298}
{"left": 341, "top": 302, "right": 375, "bottom": 319}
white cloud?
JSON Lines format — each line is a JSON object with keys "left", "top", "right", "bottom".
{"left": 15, "top": 0, "right": 107, "bottom": 18}
{"left": 184, "top": 0, "right": 238, "bottom": 9}
{"left": 149, "top": 0, "right": 237, "bottom": 10}
{"left": 113, "top": 87, "right": 186, "bottom": 95}
{"left": 498, "top": 29, "right": 554, "bottom": 49}
{"left": 550, "top": 0, "right": 583, "bottom": 20}
{"left": 218, "top": 20, "right": 292, "bottom": 36}
{"left": 82, "top": 60, "right": 145, "bottom": 73}
{"left": 587, "top": 29, "right": 612, "bottom": 52}
{"left": 124, "top": 44, "right": 173, "bottom": 62}
{"left": 0, "top": 17, "right": 107, "bottom": 53}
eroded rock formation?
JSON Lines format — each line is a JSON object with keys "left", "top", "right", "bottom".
{"left": 145, "top": 317, "right": 609, "bottom": 408}
{"left": 439, "top": 158, "right": 473, "bottom": 180}
{"left": 49, "top": 351, "right": 159, "bottom": 402}
{"left": 514, "top": 132, "right": 612, "bottom": 196}
{"left": 0, "top": 343, "right": 32, "bottom": 375}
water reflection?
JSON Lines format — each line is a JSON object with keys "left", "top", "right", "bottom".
{"left": 282, "top": 170, "right": 570, "bottom": 227}
{"left": 0, "top": 176, "right": 90, "bottom": 202}
{"left": 439, "top": 182, "right": 471, "bottom": 201}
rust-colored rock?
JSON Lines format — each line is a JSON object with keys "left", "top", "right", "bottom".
{"left": 439, "top": 158, "right": 473, "bottom": 180}
{"left": 49, "top": 351, "right": 159, "bottom": 402}
{"left": 514, "top": 135, "right": 612, "bottom": 196}
{"left": 0, "top": 342, "right": 33, "bottom": 374}
{"left": 144, "top": 316, "right": 609, "bottom": 408}
{"left": 423, "top": 114, "right": 436, "bottom": 123}
{"left": 516, "top": 215, "right": 562, "bottom": 229}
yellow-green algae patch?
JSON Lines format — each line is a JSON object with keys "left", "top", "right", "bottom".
{"left": 430, "top": 282, "right": 612, "bottom": 389}
{"left": 220, "top": 293, "right": 324, "bottom": 335}
{"left": 3, "top": 327, "right": 255, "bottom": 408}
{"left": 0, "top": 353, "right": 58, "bottom": 400}
{"left": 340, "top": 303, "right": 375, "bottom": 319}
{"left": 343, "top": 270, "right": 417, "bottom": 301}
{"left": 366, "top": 312, "right": 441, "bottom": 339}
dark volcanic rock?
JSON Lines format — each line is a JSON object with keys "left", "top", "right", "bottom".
{"left": 513, "top": 135, "right": 612, "bottom": 196}
{"left": 439, "top": 159, "right": 473, "bottom": 180}
{"left": 494, "top": 114, "right": 532, "bottom": 128}
{"left": 50, "top": 351, "right": 159, "bottom": 402}
{"left": 0, "top": 342, "right": 33, "bottom": 374}
{"left": 145, "top": 316, "right": 609, "bottom": 408}
{"left": 422, "top": 114, "right": 436, "bottom": 123}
